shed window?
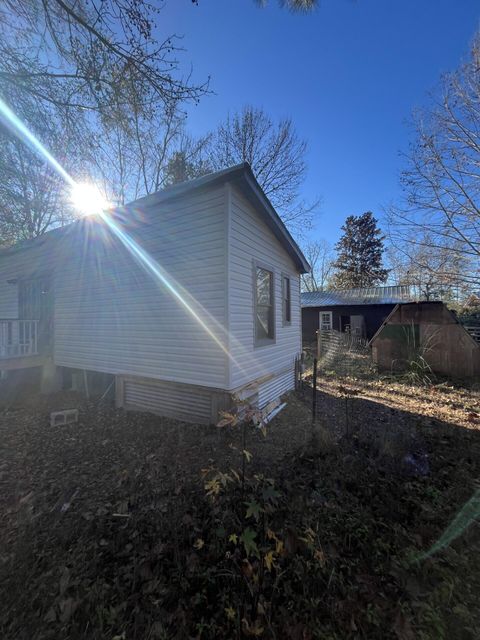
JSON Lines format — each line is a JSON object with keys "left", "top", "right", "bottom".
{"left": 282, "top": 276, "right": 291, "bottom": 325}
{"left": 320, "top": 311, "right": 332, "bottom": 331}
{"left": 255, "top": 267, "right": 274, "bottom": 343}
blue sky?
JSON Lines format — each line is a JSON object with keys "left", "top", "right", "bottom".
{"left": 160, "top": 0, "right": 479, "bottom": 246}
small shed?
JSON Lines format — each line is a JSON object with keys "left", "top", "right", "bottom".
{"left": 370, "top": 301, "right": 480, "bottom": 378}
{"left": 301, "top": 285, "right": 414, "bottom": 344}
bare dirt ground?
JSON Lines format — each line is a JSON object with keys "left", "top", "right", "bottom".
{"left": 0, "top": 376, "right": 479, "bottom": 639}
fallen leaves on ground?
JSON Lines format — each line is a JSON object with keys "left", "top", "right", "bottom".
{"left": 0, "top": 378, "right": 479, "bottom": 639}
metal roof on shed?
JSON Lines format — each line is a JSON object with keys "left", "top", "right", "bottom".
{"left": 301, "top": 285, "right": 414, "bottom": 308}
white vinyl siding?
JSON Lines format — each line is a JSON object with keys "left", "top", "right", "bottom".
{"left": 122, "top": 377, "right": 214, "bottom": 423}
{"left": 53, "top": 187, "right": 228, "bottom": 387}
{"left": 0, "top": 269, "right": 19, "bottom": 319}
{"left": 258, "top": 368, "right": 295, "bottom": 409}
{"left": 0, "top": 240, "right": 57, "bottom": 319}
{"left": 0, "top": 179, "right": 303, "bottom": 417}
{"left": 0, "top": 187, "right": 228, "bottom": 389}
{"left": 227, "top": 186, "right": 301, "bottom": 391}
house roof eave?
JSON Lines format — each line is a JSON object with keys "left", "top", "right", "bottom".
{"left": 1, "top": 163, "right": 310, "bottom": 274}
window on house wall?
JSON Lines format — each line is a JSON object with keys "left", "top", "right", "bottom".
{"left": 282, "top": 275, "right": 291, "bottom": 325}
{"left": 255, "top": 266, "right": 274, "bottom": 343}
{"left": 320, "top": 311, "right": 332, "bottom": 331}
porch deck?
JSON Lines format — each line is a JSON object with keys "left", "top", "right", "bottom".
{"left": 0, "top": 320, "right": 41, "bottom": 367}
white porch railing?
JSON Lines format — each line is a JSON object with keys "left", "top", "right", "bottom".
{"left": 0, "top": 320, "right": 38, "bottom": 358}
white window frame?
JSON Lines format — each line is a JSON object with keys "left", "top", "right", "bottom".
{"left": 319, "top": 311, "right": 333, "bottom": 332}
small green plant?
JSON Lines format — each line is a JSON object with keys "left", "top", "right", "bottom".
{"left": 205, "top": 403, "right": 330, "bottom": 636}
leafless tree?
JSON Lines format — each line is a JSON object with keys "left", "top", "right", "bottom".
{"left": 0, "top": 85, "right": 82, "bottom": 245}
{"left": 387, "top": 233, "right": 472, "bottom": 302}
{"left": 0, "top": 126, "right": 75, "bottom": 245}
{"left": 207, "top": 106, "right": 319, "bottom": 232}
{"left": 267, "top": 0, "right": 318, "bottom": 10}
{"left": 301, "top": 239, "right": 334, "bottom": 292}
{"left": 0, "top": 0, "right": 207, "bottom": 120}
{"left": 91, "top": 105, "right": 174, "bottom": 201}
{"left": 389, "top": 31, "right": 480, "bottom": 288}
{"left": 194, "top": 0, "right": 319, "bottom": 11}
{"left": 88, "top": 102, "right": 211, "bottom": 203}
{"left": 0, "top": 0, "right": 210, "bottom": 236}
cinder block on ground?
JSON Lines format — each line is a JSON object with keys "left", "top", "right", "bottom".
{"left": 50, "top": 409, "right": 79, "bottom": 427}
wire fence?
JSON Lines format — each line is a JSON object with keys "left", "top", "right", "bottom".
{"left": 306, "top": 330, "right": 375, "bottom": 378}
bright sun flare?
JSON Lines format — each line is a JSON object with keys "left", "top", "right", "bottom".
{"left": 70, "top": 182, "right": 110, "bottom": 216}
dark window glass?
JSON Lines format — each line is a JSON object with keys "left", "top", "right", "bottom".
{"left": 283, "top": 276, "right": 291, "bottom": 324}
{"left": 255, "top": 267, "right": 274, "bottom": 341}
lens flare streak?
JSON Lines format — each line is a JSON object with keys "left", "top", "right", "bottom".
{"left": 0, "top": 97, "right": 74, "bottom": 186}
{"left": 97, "top": 210, "right": 240, "bottom": 366}
{"left": 0, "top": 95, "right": 265, "bottom": 382}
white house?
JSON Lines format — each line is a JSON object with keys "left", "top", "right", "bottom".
{"left": 0, "top": 163, "right": 309, "bottom": 423}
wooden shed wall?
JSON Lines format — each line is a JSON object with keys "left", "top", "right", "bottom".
{"left": 371, "top": 303, "right": 480, "bottom": 378}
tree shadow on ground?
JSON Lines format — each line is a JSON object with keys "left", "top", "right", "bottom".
{"left": 0, "top": 381, "right": 479, "bottom": 639}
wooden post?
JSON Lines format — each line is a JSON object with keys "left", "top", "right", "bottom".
{"left": 300, "top": 351, "right": 305, "bottom": 392}
{"left": 312, "top": 357, "right": 317, "bottom": 425}
{"left": 83, "top": 369, "right": 90, "bottom": 400}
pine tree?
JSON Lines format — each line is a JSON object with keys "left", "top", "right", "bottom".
{"left": 331, "top": 212, "right": 389, "bottom": 288}
{"left": 163, "top": 151, "right": 210, "bottom": 187}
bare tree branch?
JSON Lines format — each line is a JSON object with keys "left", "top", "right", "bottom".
{"left": 0, "top": 0, "right": 208, "bottom": 117}
{"left": 300, "top": 239, "right": 334, "bottom": 292}
{"left": 207, "top": 105, "right": 319, "bottom": 233}
{"left": 389, "top": 31, "right": 480, "bottom": 290}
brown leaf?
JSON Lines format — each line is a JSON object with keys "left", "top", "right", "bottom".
{"left": 393, "top": 610, "right": 415, "bottom": 640}
{"left": 142, "top": 579, "right": 159, "bottom": 594}
{"left": 138, "top": 561, "right": 153, "bottom": 580}
{"left": 19, "top": 491, "right": 34, "bottom": 505}
{"left": 285, "top": 622, "right": 311, "bottom": 640}
{"left": 59, "top": 597, "right": 79, "bottom": 623}
{"left": 217, "top": 417, "right": 234, "bottom": 428}
{"left": 285, "top": 527, "right": 300, "bottom": 555}
{"left": 241, "top": 559, "right": 254, "bottom": 578}
{"left": 43, "top": 607, "right": 56, "bottom": 623}
{"left": 242, "top": 617, "right": 264, "bottom": 637}
{"left": 59, "top": 566, "right": 70, "bottom": 596}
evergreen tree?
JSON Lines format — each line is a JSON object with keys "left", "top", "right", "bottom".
{"left": 163, "top": 151, "right": 210, "bottom": 187}
{"left": 331, "top": 212, "right": 389, "bottom": 288}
